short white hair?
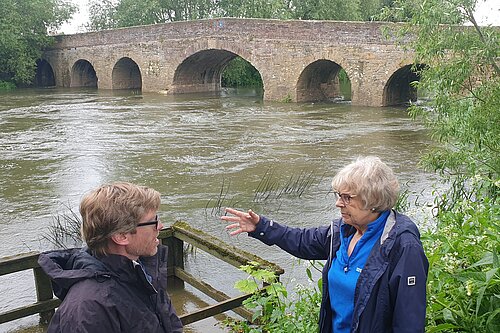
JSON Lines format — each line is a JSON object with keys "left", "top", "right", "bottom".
{"left": 331, "top": 156, "right": 399, "bottom": 211}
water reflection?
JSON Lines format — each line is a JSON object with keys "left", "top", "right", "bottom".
{"left": 0, "top": 88, "right": 436, "bottom": 332}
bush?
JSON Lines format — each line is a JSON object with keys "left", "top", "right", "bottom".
{"left": 221, "top": 57, "right": 263, "bottom": 89}
{"left": 0, "top": 81, "right": 16, "bottom": 90}
{"left": 224, "top": 261, "right": 321, "bottom": 333}
{"left": 424, "top": 198, "right": 500, "bottom": 332}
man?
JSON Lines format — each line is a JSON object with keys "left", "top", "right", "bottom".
{"left": 38, "top": 182, "right": 183, "bottom": 333}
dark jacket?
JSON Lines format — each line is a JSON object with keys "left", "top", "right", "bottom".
{"left": 249, "top": 210, "right": 428, "bottom": 333}
{"left": 38, "top": 245, "right": 183, "bottom": 333}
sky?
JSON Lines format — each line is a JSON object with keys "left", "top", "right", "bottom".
{"left": 58, "top": 0, "right": 500, "bottom": 34}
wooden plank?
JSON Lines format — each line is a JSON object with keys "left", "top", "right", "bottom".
{"left": 0, "top": 299, "right": 61, "bottom": 324}
{"left": 172, "top": 221, "right": 284, "bottom": 275}
{"left": 179, "top": 294, "right": 252, "bottom": 325}
{"left": 34, "top": 267, "right": 54, "bottom": 301}
{"left": 175, "top": 267, "right": 253, "bottom": 321}
{"left": 0, "top": 252, "right": 40, "bottom": 276}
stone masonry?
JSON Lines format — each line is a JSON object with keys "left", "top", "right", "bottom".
{"left": 43, "top": 18, "right": 417, "bottom": 107}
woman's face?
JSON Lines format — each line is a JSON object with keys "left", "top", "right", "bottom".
{"left": 335, "top": 189, "right": 379, "bottom": 231}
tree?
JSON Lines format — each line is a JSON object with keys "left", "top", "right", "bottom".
{"left": 381, "top": 0, "right": 499, "bottom": 205}
{"left": 221, "top": 56, "right": 263, "bottom": 89}
{"left": 86, "top": 0, "right": 117, "bottom": 31}
{"left": 0, "top": 0, "right": 76, "bottom": 86}
{"left": 215, "top": 0, "right": 293, "bottom": 19}
{"left": 87, "top": 0, "right": 218, "bottom": 30}
{"left": 86, "top": 0, "right": 398, "bottom": 30}
{"left": 381, "top": 1, "right": 499, "bottom": 330}
{"left": 289, "top": 0, "right": 362, "bottom": 21}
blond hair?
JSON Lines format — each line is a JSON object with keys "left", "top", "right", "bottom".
{"left": 331, "top": 156, "right": 399, "bottom": 211}
{"left": 80, "top": 182, "right": 161, "bottom": 256}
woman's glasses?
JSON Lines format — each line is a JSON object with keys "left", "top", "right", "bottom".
{"left": 334, "top": 192, "right": 357, "bottom": 205}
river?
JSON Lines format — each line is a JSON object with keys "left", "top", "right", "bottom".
{"left": 0, "top": 88, "right": 437, "bottom": 332}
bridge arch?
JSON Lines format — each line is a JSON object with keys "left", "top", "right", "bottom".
{"left": 171, "top": 49, "right": 262, "bottom": 94}
{"left": 112, "top": 57, "right": 142, "bottom": 90}
{"left": 383, "top": 64, "right": 427, "bottom": 106}
{"left": 71, "top": 59, "right": 98, "bottom": 88}
{"left": 296, "top": 59, "right": 351, "bottom": 103}
{"left": 34, "top": 59, "right": 55, "bottom": 87}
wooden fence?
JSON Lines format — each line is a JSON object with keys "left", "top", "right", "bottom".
{"left": 0, "top": 221, "right": 283, "bottom": 327}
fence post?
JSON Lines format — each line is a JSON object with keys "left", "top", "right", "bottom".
{"left": 33, "top": 266, "right": 55, "bottom": 324}
{"left": 165, "top": 234, "right": 184, "bottom": 288}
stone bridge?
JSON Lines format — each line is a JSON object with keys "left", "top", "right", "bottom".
{"left": 38, "top": 18, "right": 421, "bottom": 106}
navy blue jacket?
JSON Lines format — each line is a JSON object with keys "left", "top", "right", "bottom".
{"left": 38, "top": 245, "right": 182, "bottom": 333}
{"left": 249, "top": 210, "right": 428, "bottom": 333}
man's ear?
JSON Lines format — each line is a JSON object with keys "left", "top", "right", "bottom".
{"left": 110, "top": 232, "right": 130, "bottom": 246}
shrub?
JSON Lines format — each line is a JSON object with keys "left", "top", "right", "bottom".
{"left": 424, "top": 198, "right": 500, "bottom": 332}
{"left": 0, "top": 81, "right": 16, "bottom": 90}
{"left": 224, "top": 261, "right": 321, "bottom": 333}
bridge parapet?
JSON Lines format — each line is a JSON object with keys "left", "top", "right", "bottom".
{"left": 49, "top": 18, "right": 404, "bottom": 49}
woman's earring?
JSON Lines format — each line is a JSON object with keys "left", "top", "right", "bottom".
{"left": 371, "top": 208, "right": 377, "bottom": 212}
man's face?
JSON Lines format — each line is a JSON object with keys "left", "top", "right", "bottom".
{"left": 125, "top": 210, "right": 163, "bottom": 260}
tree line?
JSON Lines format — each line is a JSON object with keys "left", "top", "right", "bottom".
{"left": 86, "top": 0, "right": 395, "bottom": 31}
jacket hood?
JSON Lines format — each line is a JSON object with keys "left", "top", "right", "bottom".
{"left": 379, "top": 210, "right": 421, "bottom": 258}
{"left": 38, "top": 247, "right": 112, "bottom": 300}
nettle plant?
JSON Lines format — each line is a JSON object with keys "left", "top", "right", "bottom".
{"left": 224, "top": 261, "right": 321, "bottom": 333}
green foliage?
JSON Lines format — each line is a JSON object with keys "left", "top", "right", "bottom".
{"left": 226, "top": 261, "right": 321, "bottom": 333}
{"left": 380, "top": 1, "right": 500, "bottom": 331}
{"left": 0, "top": 0, "right": 76, "bottom": 85}
{"left": 280, "top": 94, "right": 292, "bottom": 103}
{"left": 87, "top": 0, "right": 397, "bottom": 31}
{"left": 86, "top": 0, "right": 117, "bottom": 31}
{"left": 423, "top": 198, "right": 500, "bottom": 332}
{"left": 221, "top": 57, "right": 263, "bottom": 88}
{"left": 215, "top": 0, "right": 293, "bottom": 19}
{"left": 0, "top": 81, "right": 16, "bottom": 90}
{"left": 338, "top": 68, "right": 352, "bottom": 100}
{"left": 87, "top": 0, "right": 218, "bottom": 29}
{"left": 381, "top": 0, "right": 500, "bottom": 209}
{"left": 290, "top": 0, "right": 361, "bottom": 21}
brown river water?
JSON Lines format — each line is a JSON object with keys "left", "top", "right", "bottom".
{"left": 0, "top": 88, "right": 438, "bottom": 332}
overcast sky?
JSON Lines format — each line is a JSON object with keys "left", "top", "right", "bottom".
{"left": 59, "top": 0, "right": 500, "bottom": 34}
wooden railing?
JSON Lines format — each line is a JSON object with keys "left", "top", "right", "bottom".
{"left": 0, "top": 251, "right": 60, "bottom": 324}
{"left": 0, "top": 221, "right": 283, "bottom": 327}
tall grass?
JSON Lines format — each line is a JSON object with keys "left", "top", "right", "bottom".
{"left": 42, "top": 206, "right": 83, "bottom": 249}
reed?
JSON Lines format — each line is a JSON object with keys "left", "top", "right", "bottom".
{"left": 205, "top": 178, "right": 242, "bottom": 217}
{"left": 42, "top": 206, "right": 82, "bottom": 249}
{"left": 253, "top": 168, "right": 317, "bottom": 202}
{"left": 205, "top": 168, "right": 322, "bottom": 219}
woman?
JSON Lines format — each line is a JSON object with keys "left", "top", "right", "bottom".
{"left": 221, "top": 156, "right": 428, "bottom": 333}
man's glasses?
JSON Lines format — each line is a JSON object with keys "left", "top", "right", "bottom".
{"left": 334, "top": 192, "right": 357, "bottom": 205}
{"left": 137, "top": 215, "right": 159, "bottom": 229}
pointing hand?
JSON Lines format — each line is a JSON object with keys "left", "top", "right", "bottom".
{"left": 221, "top": 207, "right": 260, "bottom": 236}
